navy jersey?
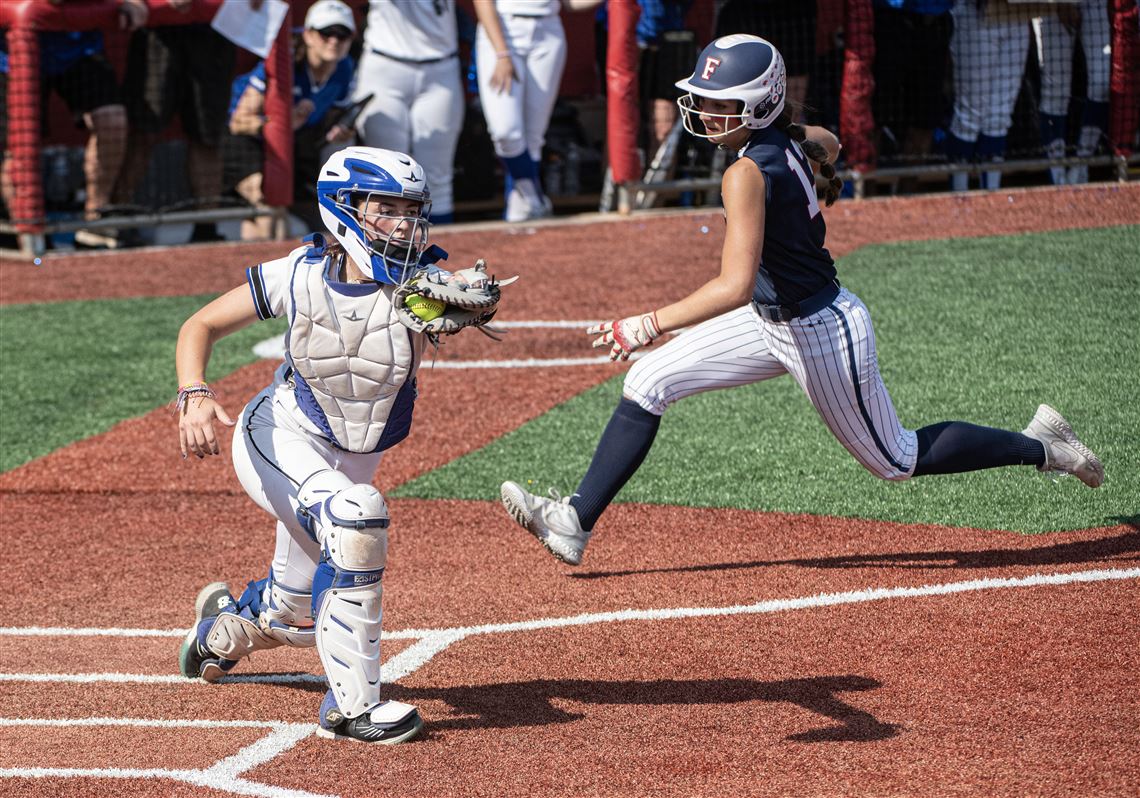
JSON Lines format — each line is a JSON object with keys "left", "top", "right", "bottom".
{"left": 739, "top": 125, "right": 836, "bottom": 305}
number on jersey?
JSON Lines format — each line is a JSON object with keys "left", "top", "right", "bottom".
{"left": 785, "top": 144, "right": 821, "bottom": 220}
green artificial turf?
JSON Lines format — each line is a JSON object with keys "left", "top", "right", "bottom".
{"left": 0, "top": 294, "right": 284, "bottom": 472}
{"left": 395, "top": 225, "right": 1140, "bottom": 533}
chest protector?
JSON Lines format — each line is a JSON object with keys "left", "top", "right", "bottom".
{"left": 287, "top": 257, "right": 419, "bottom": 452}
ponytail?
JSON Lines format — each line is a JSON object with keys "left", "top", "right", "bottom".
{"left": 773, "top": 108, "right": 842, "bottom": 207}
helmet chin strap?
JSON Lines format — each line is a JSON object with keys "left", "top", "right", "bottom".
{"left": 367, "top": 234, "right": 415, "bottom": 283}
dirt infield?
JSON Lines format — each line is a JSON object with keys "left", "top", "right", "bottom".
{"left": 2, "top": 183, "right": 1138, "bottom": 306}
{"left": 2, "top": 185, "right": 1138, "bottom": 797}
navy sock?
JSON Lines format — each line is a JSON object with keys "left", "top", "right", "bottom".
{"left": 912, "top": 421, "right": 1045, "bottom": 476}
{"left": 1082, "top": 100, "right": 1109, "bottom": 133}
{"left": 570, "top": 398, "right": 662, "bottom": 530}
{"left": 1040, "top": 113, "right": 1066, "bottom": 148}
{"left": 502, "top": 152, "right": 538, "bottom": 182}
{"left": 976, "top": 133, "right": 1007, "bottom": 161}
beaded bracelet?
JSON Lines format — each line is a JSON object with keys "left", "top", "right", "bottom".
{"left": 173, "top": 382, "right": 216, "bottom": 414}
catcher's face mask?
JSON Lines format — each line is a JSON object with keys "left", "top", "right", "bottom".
{"left": 345, "top": 192, "right": 429, "bottom": 286}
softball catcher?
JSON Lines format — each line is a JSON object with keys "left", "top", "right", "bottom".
{"left": 174, "top": 147, "right": 507, "bottom": 743}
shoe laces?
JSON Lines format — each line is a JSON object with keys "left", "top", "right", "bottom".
{"left": 541, "top": 488, "right": 582, "bottom": 530}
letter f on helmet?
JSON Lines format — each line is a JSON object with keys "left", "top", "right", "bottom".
{"left": 701, "top": 56, "right": 722, "bottom": 80}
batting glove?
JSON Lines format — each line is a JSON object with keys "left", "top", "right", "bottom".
{"left": 588, "top": 312, "right": 661, "bottom": 361}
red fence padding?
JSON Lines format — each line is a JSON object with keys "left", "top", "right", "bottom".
{"left": 1110, "top": 0, "right": 1140, "bottom": 156}
{"left": 262, "top": 6, "right": 294, "bottom": 207}
{"left": 840, "top": 0, "right": 876, "bottom": 172}
{"left": 606, "top": 0, "right": 641, "bottom": 187}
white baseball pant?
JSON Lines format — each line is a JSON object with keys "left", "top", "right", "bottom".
{"left": 354, "top": 50, "right": 465, "bottom": 217}
{"left": 475, "top": 12, "right": 567, "bottom": 162}
{"left": 231, "top": 385, "right": 385, "bottom": 593}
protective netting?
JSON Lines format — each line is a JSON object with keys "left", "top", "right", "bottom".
{"left": 2, "top": 0, "right": 1138, "bottom": 246}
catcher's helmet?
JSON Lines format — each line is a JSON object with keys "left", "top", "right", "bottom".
{"left": 317, "top": 147, "right": 432, "bottom": 285}
{"left": 674, "top": 35, "right": 786, "bottom": 139}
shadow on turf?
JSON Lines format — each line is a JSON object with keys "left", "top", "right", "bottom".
{"left": 568, "top": 523, "right": 1140, "bottom": 581}
{"left": 384, "top": 674, "right": 902, "bottom": 742}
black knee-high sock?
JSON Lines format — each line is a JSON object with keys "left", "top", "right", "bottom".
{"left": 912, "top": 421, "right": 1046, "bottom": 476}
{"left": 570, "top": 398, "right": 662, "bottom": 530}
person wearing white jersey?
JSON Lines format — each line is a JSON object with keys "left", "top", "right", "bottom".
{"left": 354, "top": 1, "right": 463, "bottom": 223}
{"left": 500, "top": 35, "right": 1105, "bottom": 567}
{"left": 945, "top": 0, "right": 1032, "bottom": 191}
{"left": 1033, "top": 0, "right": 1111, "bottom": 185}
{"left": 473, "top": 0, "right": 603, "bottom": 222}
{"left": 174, "top": 147, "right": 493, "bottom": 743}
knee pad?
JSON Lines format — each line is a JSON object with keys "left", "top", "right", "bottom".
{"left": 206, "top": 571, "right": 316, "bottom": 660}
{"left": 494, "top": 136, "right": 528, "bottom": 161}
{"left": 297, "top": 471, "right": 389, "bottom": 572}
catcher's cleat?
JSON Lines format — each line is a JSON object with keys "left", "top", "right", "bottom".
{"left": 178, "top": 582, "right": 239, "bottom": 681}
{"left": 1022, "top": 404, "right": 1104, "bottom": 488}
{"left": 316, "top": 689, "right": 423, "bottom": 744}
{"left": 500, "top": 481, "right": 591, "bottom": 566}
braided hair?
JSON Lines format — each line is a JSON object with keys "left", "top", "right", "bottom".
{"left": 771, "top": 108, "right": 843, "bottom": 207}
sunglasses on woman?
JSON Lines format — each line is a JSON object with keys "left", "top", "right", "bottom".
{"left": 317, "top": 26, "right": 353, "bottom": 42}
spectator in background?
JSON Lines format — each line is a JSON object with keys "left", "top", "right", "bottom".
{"left": 0, "top": 0, "right": 148, "bottom": 248}
{"left": 636, "top": 0, "right": 696, "bottom": 165}
{"left": 946, "top": 0, "right": 1031, "bottom": 191}
{"left": 224, "top": 0, "right": 359, "bottom": 240}
{"left": 871, "top": 0, "right": 952, "bottom": 192}
{"left": 473, "top": 0, "right": 604, "bottom": 223}
{"left": 353, "top": 0, "right": 464, "bottom": 224}
{"left": 113, "top": 0, "right": 261, "bottom": 242}
{"left": 715, "top": 0, "right": 816, "bottom": 117}
{"left": 1033, "top": 0, "right": 1111, "bottom": 185}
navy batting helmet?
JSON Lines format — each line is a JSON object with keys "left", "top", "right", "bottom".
{"left": 675, "top": 35, "right": 787, "bottom": 139}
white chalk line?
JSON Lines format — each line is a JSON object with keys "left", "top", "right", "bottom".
{"left": 3, "top": 566, "right": 1137, "bottom": 686}
{"left": 0, "top": 719, "right": 330, "bottom": 798}
{"left": 2, "top": 567, "right": 1137, "bottom": 798}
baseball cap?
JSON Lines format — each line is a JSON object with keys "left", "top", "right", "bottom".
{"left": 305, "top": 0, "right": 356, "bottom": 34}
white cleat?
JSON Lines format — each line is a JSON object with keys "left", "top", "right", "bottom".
{"left": 1022, "top": 404, "right": 1104, "bottom": 488}
{"left": 500, "top": 481, "right": 591, "bottom": 565}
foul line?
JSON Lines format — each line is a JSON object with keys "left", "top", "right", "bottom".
{"left": 3, "top": 567, "right": 1137, "bottom": 687}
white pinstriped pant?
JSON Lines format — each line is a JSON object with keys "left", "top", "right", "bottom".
{"left": 1032, "top": 0, "right": 1111, "bottom": 117}
{"left": 949, "top": 0, "right": 1031, "bottom": 142}
{"left": 623, "top": 289, "right": 919, "bottom": 480}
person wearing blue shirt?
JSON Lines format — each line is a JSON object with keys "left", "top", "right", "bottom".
{"left": 0, "top": 0, "right": 148, "bottom": 248}
{"left": 224, "top": 0, "right": 359, "bottom": 240}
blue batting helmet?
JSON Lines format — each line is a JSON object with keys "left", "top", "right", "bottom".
{"left": 317, "top": 147, "right": 432, "bottom": 285}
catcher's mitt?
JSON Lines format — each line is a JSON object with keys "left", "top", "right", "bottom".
{"left": 393, "top": 259, "right": 513, "bottom": 339}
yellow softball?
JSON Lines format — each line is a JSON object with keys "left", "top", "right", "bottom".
{"left": 406, "top": 293, "right": 446, "bottom": 322}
